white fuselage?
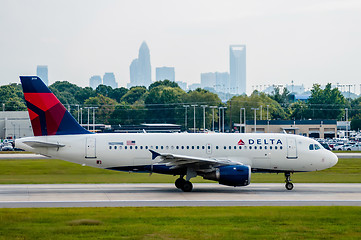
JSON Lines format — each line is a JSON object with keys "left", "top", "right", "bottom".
{"left": 16, "top": 132, "right": 338, "bottom": 173}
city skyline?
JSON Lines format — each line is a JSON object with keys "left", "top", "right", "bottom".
{"left": 2, "top": 1, "right": 361, "bottom": 94}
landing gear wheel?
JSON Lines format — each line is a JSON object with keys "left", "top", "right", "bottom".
{"left": 181, "top": 181, "right": 193, "bottom": 192}
{"left": 175, "top": 178, "right": 186, "bottom": 189}
{"left": 284, "top": 172, "right": 294, "bottom": 191}
{"left": 285, "top": 182, "right": 294, "bottom": 190}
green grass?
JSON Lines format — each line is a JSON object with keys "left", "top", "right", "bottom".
{"left": 0, "top": 207, "right": 360, "bottom": 239}
{"left": 0, "top": 158, "right": 360, "bottom": 184}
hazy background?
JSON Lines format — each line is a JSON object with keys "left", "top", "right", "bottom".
{"left": 1, "top": 0, "right": 361, "bottom": 94}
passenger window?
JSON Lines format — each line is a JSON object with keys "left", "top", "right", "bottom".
{"left": 181, "top": 146, "right": 184, "bottom": 149}
{"left": 161, "top": 146, "right": 163, "bottom": 150}
{"left": 125, "top": 146, "right": 127, "bottom": 150}
{"left": 234, "top": 146, "right": 237, "bottom": 149}
{"left": 280, "top": 146, "right": 282, "bottom": 150}
{"left": 224, "top": 146, "right": 226, "bottom": 150}
{"left": 249, "top": 146, "right": 252, "bottom": 149}
{"left": 109, "top": 146, "right": 112, "bottom": 150}
{"left": 216, "top": 146, "right": 219, "bottom": 149}
{"left": 239, "top": 146, "right": 242, "bottom": 149}
{"left": 135, "top": 146, "right": 137, "bottom": 149}
{"left": 264, "top": 146, "right": 267, "bottom": 150}
{"left": 130, "top": 146, "right": 132, "bottom": 150}
{"left": 202, "top": 146, "right": 205, "bottom": 149}
{"left": 166, "top": 146, "right": 169, "bottom": 149}
{"left": 114, "top": 146, "right": 117, "bottom": 150}
{"left": 254, "top": 146, "right": 257, "bottom": 150}
{"left": 275, "top": 146, "right": 277, "bottom": 150}
{"left": 244, "top": 146, "right": 247, "bottom": 149}
{"left": 145, "top": 146, "right": 148, "bottom": 149}
{"left": 229, "top": 146, "right": 231, "bottom": 149}
{"left": 119, "top": 146, "right": 122, "bottom": 150}
{"left": 208, "top": 146, "right": 210, "bottom": 149}
{"left": 270, "top": 146, "right": 272, "bottom": 150}
{"left": 140, "top": 146, "right": 143, "bottom": 149}
{"left": 197, "top": 146, "right": 200, "bottom": 149}
{"left": 176, "top": 146, "right": 179, "bottom": 149}
{"left": 156, "top": 146, "right": 158, "bottom": 149}
{"left": 259, "top": 146, "right": 262, "bottom": 150}
{"left": 187, "top": 146, "right": 189, "bottom": 149}
{"left": 192, "top": 146, "right": 194, "bottom": 149}
{"left": 309, "top": 144, "right": 314, "bottom": 150}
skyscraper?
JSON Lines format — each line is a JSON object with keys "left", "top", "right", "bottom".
{"left": 129, "top": 41, "right": 152, "bottom": 88}
{"left": 103, "top": 72, "right": 118, "bottom": 89}
{"left": 156, "top": 67, "right": 175, "bottom": 82}
{"left": 229, "top": 45, "right": 246, "bottom": 94}
{"left": 36, "top": 65, "right": 48, "bottom": 86}
{"left": 89, "top": 75, "right": 102, "bottom": 89}
{"left": 200, "top": 72, "right": 216, "bottom": 89}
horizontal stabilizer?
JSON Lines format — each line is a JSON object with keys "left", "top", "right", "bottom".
{"left": 23, "top": 141, "right": 65, "bottom": 148}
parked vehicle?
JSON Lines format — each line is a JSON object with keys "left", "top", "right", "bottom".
{"left": 1, "top": 144, "right": 14, "bottom": 151}
{"left": 342, "top": 143, "right": 361, "bottom": 151}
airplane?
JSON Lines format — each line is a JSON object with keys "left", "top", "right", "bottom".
{"left": 15, "top": 76, "right": 338, "bottom": 192}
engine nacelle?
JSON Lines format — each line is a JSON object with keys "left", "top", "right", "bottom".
{"left": 203, "top": 165, "right": 251, "bottom": 187}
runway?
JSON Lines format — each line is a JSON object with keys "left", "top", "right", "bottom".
{"left": 0, "top": 183, "right": 361, "bottom": 208}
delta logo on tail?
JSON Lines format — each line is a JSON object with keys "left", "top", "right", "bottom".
{"left": 20, "top": 76, "right": 90, "bottom": 136}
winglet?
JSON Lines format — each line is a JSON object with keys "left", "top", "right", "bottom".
{"left": 149, "top": 149, "right": 161, "bottom": 160}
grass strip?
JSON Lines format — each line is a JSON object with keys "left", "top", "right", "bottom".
{"left": 0, "top": 207, "right": 360, "bottom": 239}
{"left": 0, "top": 158, "right": 360, "bottom": 184}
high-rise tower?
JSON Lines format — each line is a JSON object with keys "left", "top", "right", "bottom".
{"left": 36, "top": 65, "right": 48, "bottom": 86}
{"left": 229, "top": 45, "right": 246, "bottom": 94}
{"left": 103, "top": 72, "right": 118, "bottom": 89}
{"left": 129, "top": 41, "right": 152, "bottom": 88}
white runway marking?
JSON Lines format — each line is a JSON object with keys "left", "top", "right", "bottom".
{"left": 0, "top": 183, "right": 361, "bottom": 208}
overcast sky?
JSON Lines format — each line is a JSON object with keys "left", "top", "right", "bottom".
{"left": 1, "top": 0, "right": 361, "bottom": 94}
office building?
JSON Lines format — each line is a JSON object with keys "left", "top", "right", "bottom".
{"left": 156, "top": 67, "right": 175, "bottom": 82}
{"left": 36, "top": 65, "right": 48, "bottom": 86}
{"left": 201, "top": 72, "right": 216, "bottom": 89}
{"left": 103, "top": 72, "right": 118, "bottom": 89}
{"left": 229, "top": 45, "right": 246, "bottom": 94}
{"left": 89, "top": 75, "right": 102, "bottom": 89}
{"left": 129, "top": 41, "right": 152, "bottom": 88}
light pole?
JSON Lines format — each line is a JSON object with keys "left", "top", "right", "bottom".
{"left": 218, "top": 107, "right": 221, "bottom": 132}
{"left": 240, "top": 107, "right": 246, "bottom": 133}
{"left": 92, "top": 107, "right": 98, "bottom": 132}
{"left": 260, "top": 105, "right": 263, "bottom": 120}
{"left": 251, "top": 108, "right": 259, "bottom": 133}
{"left": 345, "top": 108, "right": 348, "bottom": 138}
{"left": 80, "top": 108, "right": 83, "bottom": 126}
{"left": 182, "top": 105, "right": 190, "bottom": 132}
{"left": 267, "top": 105, "right": 270, "bottom": 133}
{"left": 220, "top": 107, "right": 227, "bottom": 133}
{"left": 201, "top": 105, "right": 208, "bottom": 132}
{"left": 84, "top": 107, "right": 90, "bottom": 130}
{"left": 191, "top": 105, "right": 197, "bottom": 133}
{"left": 76, "top": 105, "right": 80, "bottom": 123}
{"left": 210, "top": 106, "right": 217, "bottom": 132}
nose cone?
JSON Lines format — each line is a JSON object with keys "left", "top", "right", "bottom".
{"left": 328, "top": 151, "right": 338, "bottom": 168}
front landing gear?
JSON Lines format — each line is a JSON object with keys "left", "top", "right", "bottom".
{"left": 285, "top": 172, "right": 294, "bottom": 190}
{"left": 175, "top": 177, "right": 193, "bottom": 192}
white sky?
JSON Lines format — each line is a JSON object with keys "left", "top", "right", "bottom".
{"left": 1, "top": 0, "right": 361, "bottom": 94}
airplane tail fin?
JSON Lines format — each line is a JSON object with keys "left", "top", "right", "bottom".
{"left": 20, "top": 76, "right": 91, "bottom": 136}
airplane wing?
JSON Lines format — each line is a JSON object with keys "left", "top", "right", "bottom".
{"left": 22, "top": 141, "right": 65, "bottom": 148}
{"left": 149, "top": 149, "right": 240, "bottom": 169}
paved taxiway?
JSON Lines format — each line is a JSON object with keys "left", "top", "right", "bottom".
{"left": 0, "top": 183, "right": 360, "bottom": 208}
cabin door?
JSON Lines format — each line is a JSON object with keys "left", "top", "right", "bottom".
{"left": 286, "top": 138, "right": 298, "bottom": 159}
{"left": 85, "top": 138, "right": 96, "bottom": 158}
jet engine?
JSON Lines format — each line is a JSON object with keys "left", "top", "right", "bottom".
{"left": 203, "top": 165, "right": 251, "bottom": 187}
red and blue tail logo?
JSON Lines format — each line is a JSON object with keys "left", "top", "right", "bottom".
{"left": 20, "top": 76, "right": 91, "bottom": 136}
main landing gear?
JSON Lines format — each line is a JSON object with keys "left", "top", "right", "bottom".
{"left": 175, "top": 176, "right": 193, "bottom": 192}
{"left": 284, "top": 172, "right": 294, "bottom": 190}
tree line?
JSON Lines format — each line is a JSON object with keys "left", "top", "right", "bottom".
{"left": 1, "top": 80, "right": 361, "bottom": 131}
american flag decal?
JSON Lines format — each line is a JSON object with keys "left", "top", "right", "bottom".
{"left": 238, "top": 139, "right": 245, "bottom": 145}
{"left": 127, "top": 140, "right": 136, "bottom": 145}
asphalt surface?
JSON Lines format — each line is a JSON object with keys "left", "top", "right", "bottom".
{"left": 0, "top": 183, "right": 360, "bottom": 208}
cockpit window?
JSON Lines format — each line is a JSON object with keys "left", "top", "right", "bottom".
{"left": 309, "top": 144, "right": 321, "bottom": 150}
{"left": 309, "top": 144, "right": 314, "bottom": 150}
{"left": 314, "top": 144, "right": 321, "bottom": 150}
